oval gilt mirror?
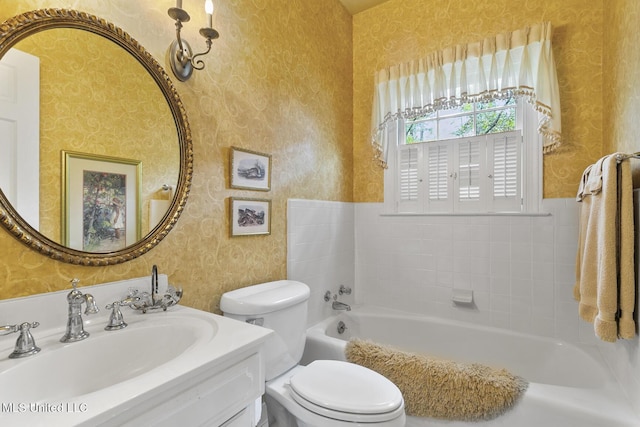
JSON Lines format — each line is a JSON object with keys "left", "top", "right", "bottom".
{"left": 0, "top": 9, "right": 193, "bottom": 265}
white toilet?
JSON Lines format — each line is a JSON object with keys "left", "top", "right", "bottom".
{"left": 220, "top": 280, "right": 405, "bottom": 427}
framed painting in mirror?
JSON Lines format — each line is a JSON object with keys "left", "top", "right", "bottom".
{"left": 62, "top": 151, "right": 141, "bottom": 252}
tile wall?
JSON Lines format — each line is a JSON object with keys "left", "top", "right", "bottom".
{"left": 287, "top": 199, "right": 355, "bottom": 326}
{"left": 354, "top": 199, "right": 587, "bottom": 343}
{"left": 288, "top": 198, "right": 584, "bottom": 339}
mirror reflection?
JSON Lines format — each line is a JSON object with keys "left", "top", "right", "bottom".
{"left": 0, "top": 27, "right": 179, "bottom": 252}
{"left": 0, "top": 9, "right": 192, "bottom": 266}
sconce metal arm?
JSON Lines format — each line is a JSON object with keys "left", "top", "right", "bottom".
{"left": 173, "top": 19, "right": 189, "bottom": 67}
{"left": 191, "top": 28, "right": 219, "bottom": 70}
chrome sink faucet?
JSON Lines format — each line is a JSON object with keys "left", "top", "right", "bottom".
{"left": 60, "top": 279, "right": 99, "bottom": 343}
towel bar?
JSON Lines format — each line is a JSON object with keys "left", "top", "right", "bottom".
{"left": 615, "top": 152, "right": 640, "bottom": 163}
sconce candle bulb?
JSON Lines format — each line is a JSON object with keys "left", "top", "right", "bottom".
{"left": 167, "top": 0, "right": 219, "bottom": 81}
{"left": 205, "top": 0, "right": 214, "bottom": 28}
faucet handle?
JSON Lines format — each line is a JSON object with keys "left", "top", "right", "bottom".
{"left": 324, "top": 291, "right": 332, "bottom": 302}
{"left": 0, "top": 324, "right": 19, "bottom": 336}
{"left": 1, "top": 321, "right": 39, "bottom": 336}
{"left": 105, "top": 291, "right": 142, "bottom": 328}
{"left": 107, "top": 295, "right": 140, "bottom": 309}
{"left": 104, "top": 295, "right": 139, "bottom": 331}
{"left": 5, "top": 322, "right": 41, "bottom": 358}
{"left": 105, "top": 301, "right": 129, "bottom": 331}
{"left": 339, "top": 285, "right": 352, "bottom": 295}
{"left": 84, "top": 294, "right": 99, "bottom": 315}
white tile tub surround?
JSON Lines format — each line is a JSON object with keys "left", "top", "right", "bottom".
{"left": 287, "top": 199, "right": 355, "bottom": 327}
{"left": 355, "top": 199, "right": 582, "bottom": 342}
{"left": 287, "top": 197, "right": 640, "bottom": 419}
{"left": 287, "top": 199, "right": 580, "bottom": 339}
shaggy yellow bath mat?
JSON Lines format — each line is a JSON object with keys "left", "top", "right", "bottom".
{"left": 345, "top": 339, "right": 528, "bottom": 421}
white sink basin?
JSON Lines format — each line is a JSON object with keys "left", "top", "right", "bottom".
{"left": 0, "top": 277, "right": 271, "bottom": 427}
{"left": 0, "top": 312, "right": 217, "bottom": 402}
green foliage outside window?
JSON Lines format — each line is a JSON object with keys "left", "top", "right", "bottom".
{"left": 406, "top": 97, "right": 516, "bottom": 144}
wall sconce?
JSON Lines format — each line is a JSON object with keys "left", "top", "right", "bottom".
{"left": 167, "top": 0, "right": 219, "bottom": 81}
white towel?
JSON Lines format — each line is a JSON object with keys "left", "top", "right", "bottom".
{"left": 576, "top": 163, "right": 593, "bottom": 202}
{"left": 617, "top": 157, "right": 635, "bottom": 339}
{"left": 585, "top": 155, "right": 606, "bottom": 195}
{"left": 574, "top": 153, "right": 636, "bottom": 342}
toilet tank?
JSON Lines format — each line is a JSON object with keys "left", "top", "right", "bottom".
{"left": 220, "top": 280, "right": 310, "bottom": 381}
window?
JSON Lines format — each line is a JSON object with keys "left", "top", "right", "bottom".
{"left": 384, "top": 98, "right": 542, "bottom": 214}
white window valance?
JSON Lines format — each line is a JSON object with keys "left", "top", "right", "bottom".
{"left": 371, "top": 22, "right": 561, "bottom": 167}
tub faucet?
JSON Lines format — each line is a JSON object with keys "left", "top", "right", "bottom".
{"left": 60, "top": 278, "right": 99, "bottom": 343}
{"left": 332, "top": 294, "right": 351, "bottom": 311}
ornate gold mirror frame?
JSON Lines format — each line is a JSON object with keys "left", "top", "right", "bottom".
{"left": 0, "top": 9, "right": 193, "bottom": 266}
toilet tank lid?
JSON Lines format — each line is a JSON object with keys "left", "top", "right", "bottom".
{"left": 220, "top": 280, "right": 310, "bottom": 315}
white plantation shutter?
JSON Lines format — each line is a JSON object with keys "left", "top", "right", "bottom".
{"left": 457, "top": 139, "right": 481, "bottom": 202}
{"left": 386, "top": 128, "right": 525, "bottom": 214}
{"left": 489, "top": 131, "right": 521, "bottom": 211}
{"left": 399, "top": 146, "right": 419, "bottom": 201}
{"left": 426, "top": 142, "right": 451, "bottom": 211}
{"left": 427, "top": 144, "right": 448, "bottom": 200}
{"left": 396, "top": 144, "right": 422, "bottom": 212}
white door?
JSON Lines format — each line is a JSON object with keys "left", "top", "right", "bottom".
{"left": 0, "top": 48, "right": 40, "bottom": 229}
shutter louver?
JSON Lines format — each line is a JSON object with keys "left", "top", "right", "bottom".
{"left": 399, "top": 146, "right": 419, "bottom": 201}
{"left": 493, "top": 134, "right": 518, "bottom": 199}
{"left": 458, "top": 140, "right": 480, "bottom": 201}
{"left": 428, "top": 144, "right": 448, "bottom": 201}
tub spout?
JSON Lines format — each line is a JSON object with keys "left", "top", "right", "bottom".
{"left": 332, "top": 294, "right": 351, "bottom": 311}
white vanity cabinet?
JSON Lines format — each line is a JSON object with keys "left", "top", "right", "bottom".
{"left": 114, "top": 350, "right": 265, "bottom": 427}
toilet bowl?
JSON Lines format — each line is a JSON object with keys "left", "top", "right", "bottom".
{"left": 267, "top": 361, "right": 405, "bottom": 427}
{"left": 220, "top": 280, "right": 406, "bottom": 427}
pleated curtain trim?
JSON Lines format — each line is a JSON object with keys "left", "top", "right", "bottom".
{"left": 371, "top": 22, "right": 561, "bottom": 168}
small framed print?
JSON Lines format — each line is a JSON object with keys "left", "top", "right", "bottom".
{"left": 230, "top": 147, "right": 271, "bottom": 191}
{"left": 230, "top": 198, "right": 271, "bottom": 236}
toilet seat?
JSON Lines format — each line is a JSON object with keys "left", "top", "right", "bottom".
{"left": 288, "top": 360, "right": 404, "bottom": 423}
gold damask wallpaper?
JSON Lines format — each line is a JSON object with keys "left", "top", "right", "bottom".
{"left": 603, "top": 0, "right": 640, "bottom": 179}
{"left": 352, "top": 0, "right": 605, "bottom": 201}
{"left": 0, "top": 0, "right": 353, "bottom": 309}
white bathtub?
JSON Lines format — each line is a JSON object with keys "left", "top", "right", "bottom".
{"left": 302, "top": 307, "right": 640, "bottom": 427}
